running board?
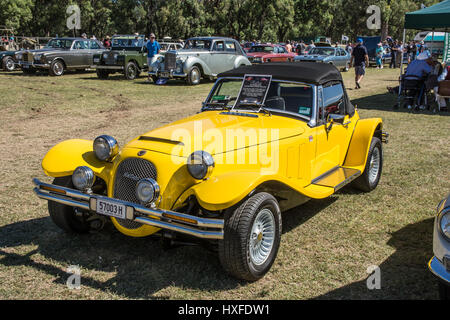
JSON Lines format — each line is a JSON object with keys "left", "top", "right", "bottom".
{"left": 311, "top": 167, "right": 361, "bottom": 192}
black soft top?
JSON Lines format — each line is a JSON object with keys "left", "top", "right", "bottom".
{"left": 218, "top": 62, "right": 343, "bottom": 85}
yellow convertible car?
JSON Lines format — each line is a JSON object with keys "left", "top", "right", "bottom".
{"left": 32, "top": 62, "right": 388, "bottom": 281}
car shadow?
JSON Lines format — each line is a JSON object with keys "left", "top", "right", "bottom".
{"left": 0, "top": 195, "right": 334, "bottom": 298}
{"left": 351, "top": 92, "right": 450, "bottom": 116}
{"left": 313, "top": 217, "right": 438, "bottom": 299}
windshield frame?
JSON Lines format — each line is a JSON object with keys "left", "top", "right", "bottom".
{"left": 111, "top": 35, "right": 146, "bottom": 49}
{"left": 204, "top": 76, "right": 318, "bottom": 126}
{"left": 183, "top": 39, "right": 212, "bottom": 50}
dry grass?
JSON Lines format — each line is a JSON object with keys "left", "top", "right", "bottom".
{"left": 0, "top": 67, "right": 449, "bottom": 300}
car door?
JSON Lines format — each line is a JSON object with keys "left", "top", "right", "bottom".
{"left": 210, "top": 40, "right": 230, "bottom": 74}
{"left": 311, "top": 83, "right": 356, "bottom": 178}
{"left": 71, "top": 40, "right": 90, "bottom": 67}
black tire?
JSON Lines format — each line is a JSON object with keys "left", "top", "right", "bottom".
{"left": 125, "top": 61, "right": 138, "bottom": 80}
{"left": 352, "top": 137, "right": 383, "bottom": 192}
{"left": 49, "top": 59, "right": 65, "bottom": 76}
{"left": 186, "top": 66, "right": 201, "bottom": 85}
{"left": 48, "top": 176, "right": 91, "bottom": 233}
{"left": 96, "top": 69, "right": 109, "bottom": 79}
{"left": 151, "top": 75, "right": 158, "bottom": 83}
{"left": 2, "top": 56, "right": 15, "bottom": 71}
{"left": 439, "top": 282, "right": 450, "bottom": 300}
{"left": 218, "top": 192, "right": 282, "bottom": 281}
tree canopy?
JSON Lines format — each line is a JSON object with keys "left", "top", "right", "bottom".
{"left": 0, "top": 0, "right": 442, "bottom": 41}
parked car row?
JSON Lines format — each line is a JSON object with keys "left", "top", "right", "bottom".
{"left": 1, "top": 35, "right": 355, "bottom": 84}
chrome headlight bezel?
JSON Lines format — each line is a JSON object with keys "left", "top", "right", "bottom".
{"left": 187, "top": 151, "right": 215, "bottom": 180}
{"left": 93, "top": 135, "right": 119, "bottom": 161}
{"left": 72, "top": 166, "right": 95, "bottom": 191}
{"left": 136, "top": 178, "right": 160, "bottom": 204}
{"left": 438, "top": 209, "right": 450, "bottom": 241}
{"left": 102, "top": 53, "right": 108, "bottom": 59}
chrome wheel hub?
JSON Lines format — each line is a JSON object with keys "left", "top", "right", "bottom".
{"left": 249, "top": 208, "right": 275, "bottom": 266}
{"left": 368, "top": 147, "right": 380, "bottom": 184}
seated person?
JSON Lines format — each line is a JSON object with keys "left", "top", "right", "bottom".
{"left": 387, "top": 51, "right": 433, "bottom": 94}
{"left": 435, "top": 61, "right": 449, "bottom": 110}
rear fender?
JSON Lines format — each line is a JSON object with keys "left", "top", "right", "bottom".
{"left": 42, "top": 139, "right": 111, "bottom": 182}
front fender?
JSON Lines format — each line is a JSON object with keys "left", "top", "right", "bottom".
{"left": 42, "top": 139, "right": 111, "bottom": 181}
{"left": 184, "top": 56, "right": 212, "bottom": 75}
{"left": 343, "top": 118, "right": 383, "bottom": 171}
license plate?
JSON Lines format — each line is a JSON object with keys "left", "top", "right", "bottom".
{"left": 23, "top": 64, "right": 29, "bottom": 68}
{"left": 93, "top": 58, "right": 99, "bottom": 63}
{"left": 96, "top": 198, "right": 126, "bottom": 219}
{"left": 160, "top": 72, "right": 170, "bottom": 78}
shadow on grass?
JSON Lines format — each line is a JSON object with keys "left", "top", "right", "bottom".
{"left": 0, "top": 196, "right": 334, "bottom": 298}
{"left": 313, "top": 217, "right": 438, "bottom": 299}
{"left": 352, "top": 91, "right": 450, "bottom": 116}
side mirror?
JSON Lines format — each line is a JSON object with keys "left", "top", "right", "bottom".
{"left": 327, "top": 113, "right": 345, "bottom": 124}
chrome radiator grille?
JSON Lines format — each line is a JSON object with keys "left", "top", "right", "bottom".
{"left": 164, "top": 51, "right": 176, "bottom": 70}
{"left": 113, "top": 157, "right": 157, "bottom": 229}
{"left": 25, "top": 52, "right": 34, "bottom": 62}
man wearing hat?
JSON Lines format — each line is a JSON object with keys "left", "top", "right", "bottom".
{"left": 146, "top": 33, "right": 160, "bottom": 73}
{"left": 349, "top": 37, "right": 368, "bottom": 89}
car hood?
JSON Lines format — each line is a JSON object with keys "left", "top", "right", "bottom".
{"left": 296, "top": 55, "right": 326, "bottom": 60}
{"left": 22, "top": 48, "right": 66, "bottom": 55}
{"left": 246, "top": 52, "right": 270, "bottom": 58}
{"left": 125, "top": 110, "right": 305, "bottom": 157}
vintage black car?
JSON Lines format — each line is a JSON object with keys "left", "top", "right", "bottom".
{"left": 16, "top": 38, "right": 105, "bottom": 76}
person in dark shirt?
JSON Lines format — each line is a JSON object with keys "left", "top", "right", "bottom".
{"left": 349, "top": 38, "right": 369, "bottom": 89}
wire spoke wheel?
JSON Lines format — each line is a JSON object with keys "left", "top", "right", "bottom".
{"left": 249, "top": 208, "right": 275, "bottom": 266}
{"left": 368, "top": 147, "right": 380, "bottom": 185}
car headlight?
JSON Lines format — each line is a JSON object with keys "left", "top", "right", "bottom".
{"left": 103, "top": 53, "right": 108, "bottom": 59}
{"left": 157, "top": 56, "right": 164, "bottom": 63}
{"left": 16, "top": 53, "right": 22, "bottom": 60}
{"left": 438, "top": 210, "right": 450, "bottom": 240}
{"left": 34, "top": 54, "right": 42, "bottom": 61}
{"left": 187, "top": 151, "right": 214, "bottom": 180}
{"left": 72, "top": 166, "right": 95, "bottom": 191}
{"left": 136, "top": 178, "right": 160, "bottom": 204}
{"left": 93, "top": 135, "right": 119, "bottom": 161}
{"left": 114, "top": 53, "right": 118, "bottom": 59}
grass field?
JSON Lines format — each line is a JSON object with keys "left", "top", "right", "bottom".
{"left": 0, "top": 67, "right": 449, "bottom": 300}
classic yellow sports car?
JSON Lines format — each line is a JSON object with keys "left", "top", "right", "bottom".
{"left": 32, "top": 62, "right": 388, "bottom": 281}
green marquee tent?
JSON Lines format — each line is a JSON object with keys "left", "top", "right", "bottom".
{"left": 404, "top": 0, "right": 450, "bottom": 31}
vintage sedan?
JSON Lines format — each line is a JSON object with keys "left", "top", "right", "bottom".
{"left": 428, "top": 194, "right": 450, "bottom": 300}
{"left": 92, "top": 35, "right": 148, "bottom": 80}
{"left": 0, "top": 50, "right": 18, "bottom": 71}
{"left": 246, "top": 44, "right": 296, "bottom": 64}
{"left": 148, "top": 36, "right": 251, "bottom": 85}
{"left": 295, "top": 47, "right": 351, "bottom": 72}
{"left": 16, "top": 37, "right": 105, "bottom": 76}
{"left": 32, "top": 62, "right": 387, "bottom": 281}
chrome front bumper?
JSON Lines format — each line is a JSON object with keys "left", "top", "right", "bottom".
{"left": 32, "top": 178, "right": 224, "bottom": 240}
{"left": 91, "top": 65, "right": 124, "bottom": 70}
{"left": 18, "top": 61, "right": 50, "bottom": 69}
{"left": 428, "top": 256, "right": 450, "bottom": 284}
{"left": 148, "top": 69, "right": 187, "bottom": 78}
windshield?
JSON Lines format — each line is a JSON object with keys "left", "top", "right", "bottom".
{"left": 206, "top": 78, "right": 313, "bottom": 121}
{"left": 45, "top": 39, "right": 73, "bottom": 49}
{"left": 183, "top": 39, "right": 211, "bottom": 50}
{"left": 249, "top": 46, "right": 274, "bottom": 53}
{"left": 309, "top": 48, "right": 335, "bottom": 56}
{"left": 111, "top": 36, "right": 145, "bottom": 48}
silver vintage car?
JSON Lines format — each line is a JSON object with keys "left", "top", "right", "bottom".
{"left": 294, "top": 46, "right": 351, "bottom": 72}
{"left": 16, "top": 37, "right": 105, "bottom": 76}
{"left": 148, "top": 36, "right": 251, "bottom": 85}
{"left": 429, "top": 194, "right": 450, "bottom": 300}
